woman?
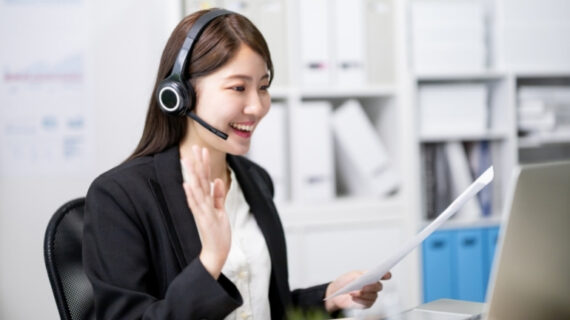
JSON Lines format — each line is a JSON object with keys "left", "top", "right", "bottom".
{"left": 83, "top": 8, "right": 390, "bottom": 320}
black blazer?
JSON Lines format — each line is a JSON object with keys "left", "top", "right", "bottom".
{"left": 83, "top": 146, "right": 329, "bottom": 320}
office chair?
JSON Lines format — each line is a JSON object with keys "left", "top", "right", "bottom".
{"left": 44, "top": 197, "right": 95, "bottom": 320}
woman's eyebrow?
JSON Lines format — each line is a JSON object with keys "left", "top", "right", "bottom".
{"left": 224, "top": 73, "right": 270, "bottom": 81}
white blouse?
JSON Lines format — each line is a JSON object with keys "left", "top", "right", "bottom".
{"left": 181, "top": 162, "right": 272, "bottom": 320}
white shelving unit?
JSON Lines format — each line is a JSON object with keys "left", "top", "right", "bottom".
{"left": 408, "top": 0, "right": 570, "bottom": 302}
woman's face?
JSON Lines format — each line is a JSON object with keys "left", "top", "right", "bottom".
{"left": 189, "top": 44, "right": 271, "bottom": 156}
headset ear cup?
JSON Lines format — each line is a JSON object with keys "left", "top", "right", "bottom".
{"left": 157, "top": 80, "right": 189, "bottom": 116}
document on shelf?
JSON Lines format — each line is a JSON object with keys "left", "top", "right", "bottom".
{"left": 326, "top": 166, "right": 494, "bottom": 300}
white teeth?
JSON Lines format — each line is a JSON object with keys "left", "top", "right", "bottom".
{"left": 230, "top": 122, "right": 253, "bottom": 132}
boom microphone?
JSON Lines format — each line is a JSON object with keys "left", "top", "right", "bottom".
{"left": 186, "top": 111, "right": 229, "bottom": 140}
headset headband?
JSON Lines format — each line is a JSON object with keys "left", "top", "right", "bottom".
{"left": 170, "top": 9, "right": 233, "bottom": 82}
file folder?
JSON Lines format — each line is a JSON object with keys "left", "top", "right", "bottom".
{"left": 291, "top": 101, "right": 335, "bottom": 201}
{"left": 298, "top": 0, "right": 332, "bottom": 86}
{"left": 333, "top": 0, "right": 366, "bottom": 86}
{"left": 445, "top": 142, "right": 484, "bottom": 220}
{"left": 332, "top": 99, "right": 399, "bottom": 197}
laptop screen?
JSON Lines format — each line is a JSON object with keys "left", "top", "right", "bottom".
{"left": 484, "top": 161, "right": 570, "bottom": 319}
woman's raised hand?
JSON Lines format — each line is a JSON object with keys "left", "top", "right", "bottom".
{"left": 182, "top": 145, "right": 231, "bottom": 279}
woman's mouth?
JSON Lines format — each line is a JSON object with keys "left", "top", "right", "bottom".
{"left": 229, "top": 122, "right": 254, "bottom": 138}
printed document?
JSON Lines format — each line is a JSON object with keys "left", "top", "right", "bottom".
{"left": 326, "top": 166, "right": 494, "bottom": 299}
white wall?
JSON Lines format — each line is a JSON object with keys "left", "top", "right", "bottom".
{"left": 0, "top": 1, "right": 180, "bottom": 318}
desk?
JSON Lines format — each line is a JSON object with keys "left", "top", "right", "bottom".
{"left": 412, "top": 299, "right": 484, "bottom": 315}
{"left": 337, "top": 299, "right": 485, "bottom": 320}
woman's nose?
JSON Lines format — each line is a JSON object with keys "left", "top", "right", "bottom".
{"left": 244, "top": 91, "right": 269, "bottom": 115}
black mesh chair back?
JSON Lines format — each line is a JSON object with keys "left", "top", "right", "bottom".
{"left": 44, "top": 198, "right": 95, "bottom": 320}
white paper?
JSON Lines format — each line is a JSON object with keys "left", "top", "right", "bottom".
{"left": 326, "top": 166, "right": 494, "bottom": 299}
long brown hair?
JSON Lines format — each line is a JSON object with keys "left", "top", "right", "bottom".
{"left": 126, "top": 8, "right": 273, "bottom": 161}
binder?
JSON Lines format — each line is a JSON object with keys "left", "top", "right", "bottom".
{"left": 332, "top": 0, "right": 366, "bottom": 86}
{"left": 423, "top": 226, "right": 497, "bottom": 303}
{"left": 423, "top": 144, "right": 437, "bottom": 219}
{"left": 366, "top": 0, "right": 395, "bottom": 84}
{"left": 445, "top": 142, "right": 483, "bottom": 220}
{"left": 423, "top": 143, "right": 454, "bottom": 220}
{"left": 291, "top": 101, "right": 335, "bottom": 201}
{"left": 331, "top": 99, "right": 399, "bottom": 197}
{"left": 298, "top": 0, "right": 332, "bottom": 86}
{"left": 422, "top": 230, "right": 454, "bottom": 302}
{"left": 247, "top": 102, "right": 288, "bottom": 202}
{"left": 455, "top": 229, "right": 485, "bottom": 302}
{"left": 467, "top": 141, "right": 493, "bottom": 216}
{"left": 434, "top": 144, "right": 453, "bottom": 218}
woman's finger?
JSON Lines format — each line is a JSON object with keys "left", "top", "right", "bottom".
{"left": 183, "top": 182, "right": 199, "bottom": 215}
{"left": 381, "top": 272, "right": 392, "bottom": 280}
{"left": 182, "top": 157, "right": 205, "bottom": 205}
{"left": 186, "top": 157, "right": 206, "bottom": 202}
{"left": 354, "top": 290, "right": 378, "bottom": 302}
{"left": 192, "top": 146, "right": 211, "bottom": 197}
{"left": 201, "top": 147, "right": 214, "bottom": 197}
{"left": 361, "top": 281, "right": 382, "bottom": 293}
{"left": 349, "top": 296, "right": 374, "bottom": 308}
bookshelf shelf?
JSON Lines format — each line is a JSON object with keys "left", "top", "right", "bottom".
{"left": 298, "top": 85, "right": 397, "bottom": 99}
{"left": 416, "top": 71, "right": 507, "bottom": 82}
{"left": 420, "top": 132, "right": 510, "bottom": 143}
{"left": 513, "top": 70, "right": 570, "bottom": 79}
{"left": 518, "top": 133, "right": 570, "bottom": 148}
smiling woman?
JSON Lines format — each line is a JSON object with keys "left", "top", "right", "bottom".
{"left": 82, "top": 8, "right": 388, "bottom": 320}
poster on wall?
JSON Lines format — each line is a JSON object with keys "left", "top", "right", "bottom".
{"left": 0, "top": 0, "right": 94, "bottom": 177}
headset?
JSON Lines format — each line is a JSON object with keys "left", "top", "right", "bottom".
{"left": 156, "top": 9, "right": 233, "bottom": 140}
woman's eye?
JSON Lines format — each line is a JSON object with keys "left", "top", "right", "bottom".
{"left": 232, "top": 86, "right": 245, "bottom": 92}
{"left": 260, "top": 85, "right": 270, "bottom": 91}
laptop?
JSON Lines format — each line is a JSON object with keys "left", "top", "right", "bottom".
{"left": 384, "top": 161, "right": 570, "bottom": 320}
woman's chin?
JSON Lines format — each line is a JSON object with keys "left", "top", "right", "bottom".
{"left": 227, "top": 143, "right": 251, "bottom": 157}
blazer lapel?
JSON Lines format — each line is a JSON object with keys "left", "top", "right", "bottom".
{"left": 153, "top": 146, "right": 202, "bottom": 267}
